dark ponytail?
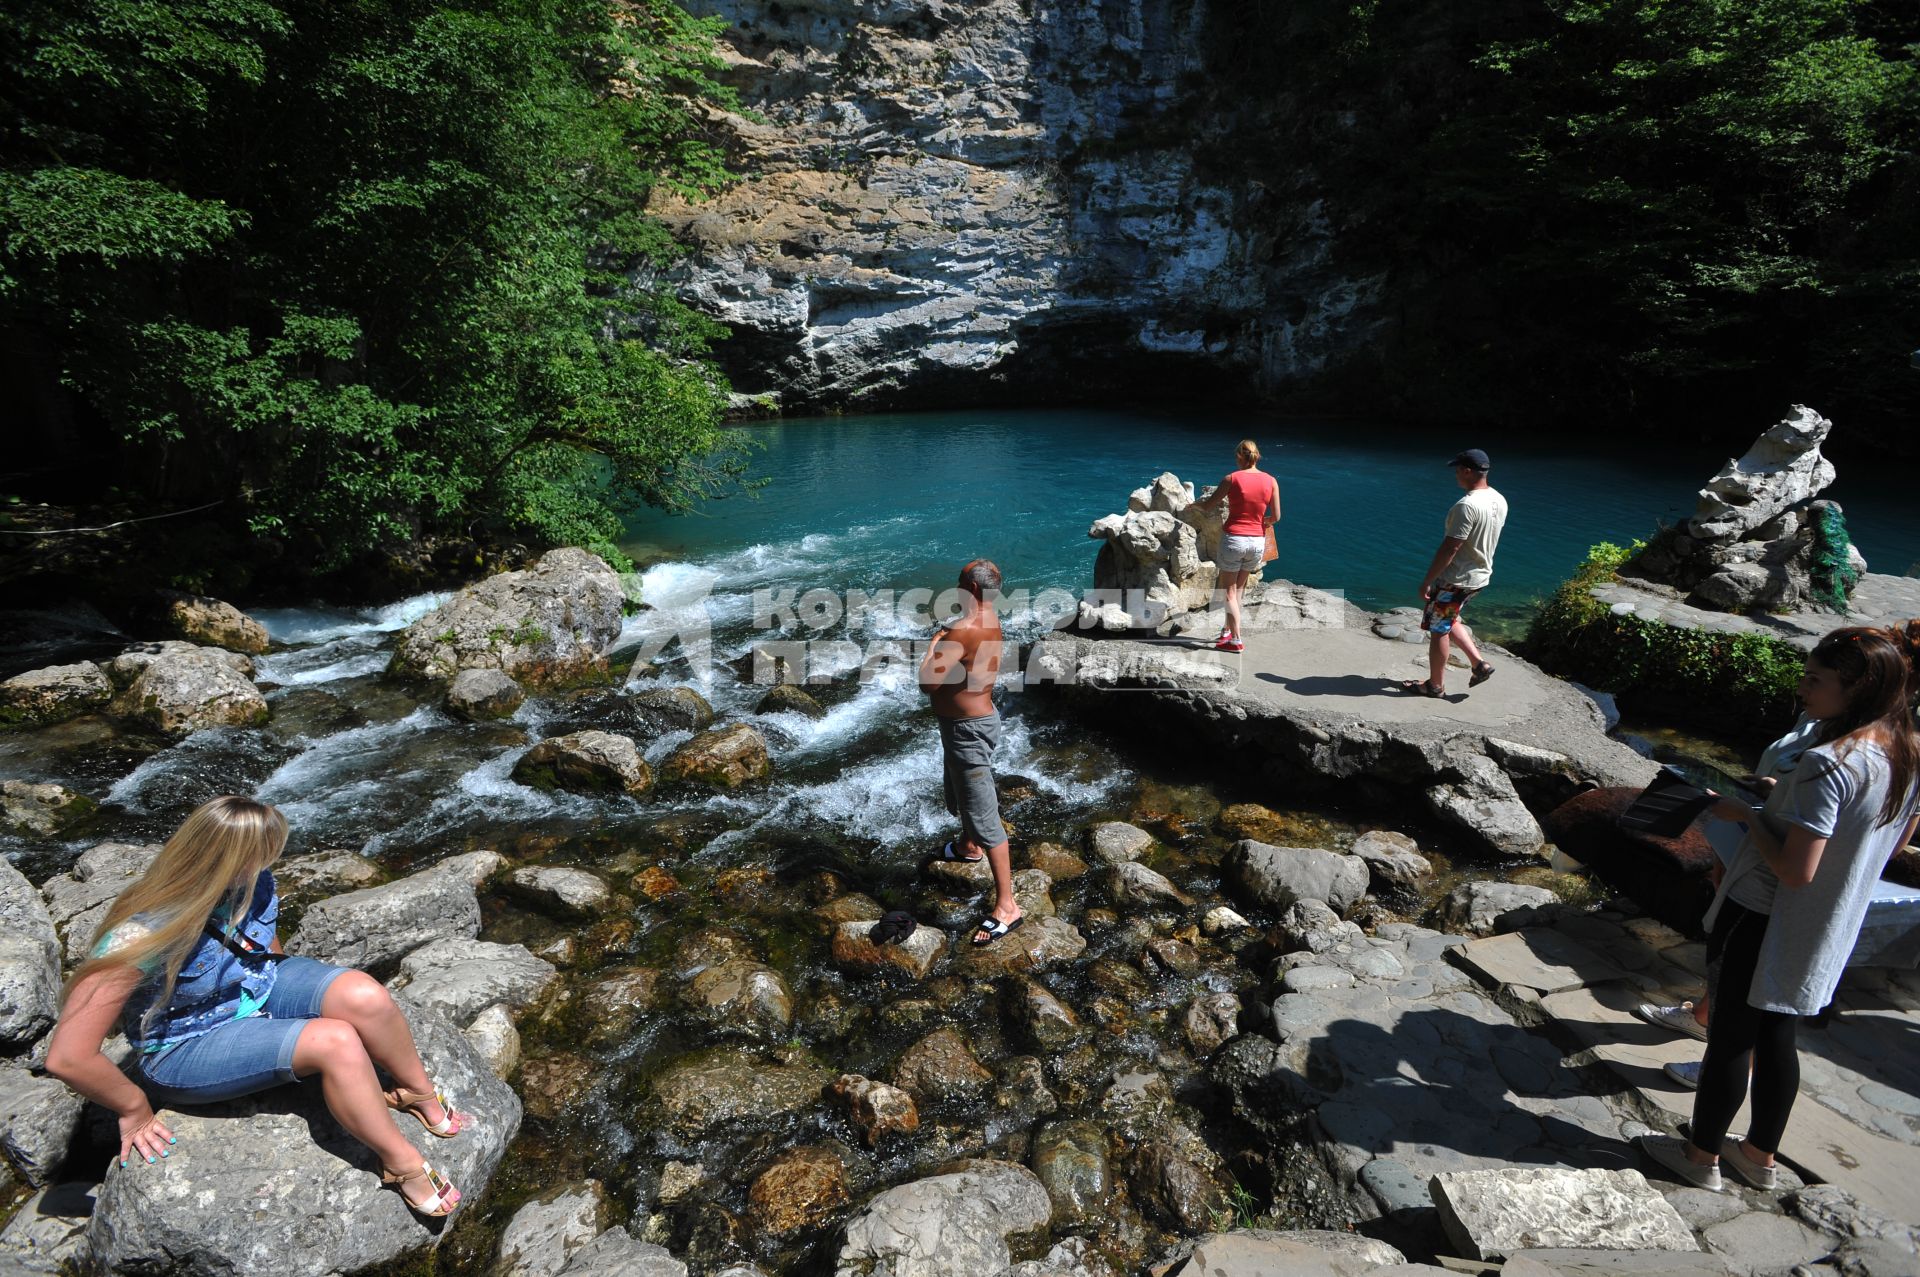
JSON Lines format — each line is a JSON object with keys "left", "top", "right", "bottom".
{"left": 1809, "top": 624, "right": 1920, "bottom": 828}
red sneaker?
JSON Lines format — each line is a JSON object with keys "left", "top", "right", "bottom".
{"left": 1213, "top": 632, "right": 1240, "bottom": 651}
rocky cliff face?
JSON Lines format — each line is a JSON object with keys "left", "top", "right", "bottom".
{"left": 650, "top": 0, "right": 1378, "bottom": 411}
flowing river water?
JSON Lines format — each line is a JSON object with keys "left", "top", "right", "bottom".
{"left": 5, "top": 408, "right": 1920, "bottom": 1272}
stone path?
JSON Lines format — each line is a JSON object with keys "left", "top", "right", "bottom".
{"left": 1591, "top": 572, "right": 1920, "bottom": 651}
{"left": 1230, "top": 895, "right": 1920, "bottom": 1272}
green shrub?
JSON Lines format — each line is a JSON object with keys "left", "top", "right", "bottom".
{"left": 1527, "top": 542, "right": 1804, "bottom": 739}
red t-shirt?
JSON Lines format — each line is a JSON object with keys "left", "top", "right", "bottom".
{"left": 1221, "top": 469, "right": 1277, "bottom": 537}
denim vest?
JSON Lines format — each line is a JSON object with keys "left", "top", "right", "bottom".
{"left": 120, "top": 870, "right": 281, "bottom": 1054}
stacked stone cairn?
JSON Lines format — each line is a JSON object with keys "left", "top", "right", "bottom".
{"left": 1077, "top": 473, "right": 1224, "bottom": 633}
{"left": 1626, "top": 405, "right": 1868, "bottom": 614}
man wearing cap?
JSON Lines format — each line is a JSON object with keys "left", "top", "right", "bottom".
{"left": 1403, "top": 449, "right": 1508, "bottom": 697}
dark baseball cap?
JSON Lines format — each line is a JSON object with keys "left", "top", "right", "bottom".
{"left": 1448, "top": 448, "right": 1491, "bottom": 471}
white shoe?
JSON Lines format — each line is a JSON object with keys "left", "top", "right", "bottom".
{"left": 1636, "top": 1134, "right": 1722, "bottom": 1192}
{"left": 1635, "top": 1001, "right": 1709, "bottom": 1042}
{"left": 1664, "top": 1059, "right": 1702, "bottom": 1090}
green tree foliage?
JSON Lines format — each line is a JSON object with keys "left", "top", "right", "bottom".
{"left": 1204, "top": 0, "right": 1920, "bottom": 438}
{"left": 1, "top": 0, "right": 746, "bottom": 572}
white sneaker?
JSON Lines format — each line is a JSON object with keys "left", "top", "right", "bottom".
{"left": 1635, "top": 1001, "right": 1710, "bottom": 1042}
{"left": 1664, "top": 1059, "right": 1702, "bottom": 1090}
{"left": 1719, "top": 1137, "right": 1779, "bottom": 1191}
{"left": 1636, "top": 1134, "right": 1722, "bottom": 1192}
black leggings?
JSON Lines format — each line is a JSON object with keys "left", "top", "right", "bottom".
{"left": 1692, "top": 900, "right": 1800, "bottom": 1155}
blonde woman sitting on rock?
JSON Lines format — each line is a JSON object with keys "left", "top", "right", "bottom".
{"left": 44, "top": 795, "right": 467, "bottom": 1216}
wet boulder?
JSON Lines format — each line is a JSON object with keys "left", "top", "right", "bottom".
{"left": 631, "top": 687, "right": 715, "bottom": 733}
{"left": 828, "top": 1074, "right": 919, "bottom": 1146}
{"left": 1124, "top": 1117, "right": 1230, "bottom": 1233}
{"left": 1, "top": 780, "right": 95, "bottom": 839}
{"left": 748, "top": 1146, "right": 850, "bottom": 1237}
{"left": 835, "top": 1160, "right": 1051, "bottom": 1277}
{"left": 385, "top": 938, "right": 557, "bottom": 1028}
{"left": 389, "top": 548, "right": 626, "bottom": 688}
{"left": 661, "top": 724, "right": 771, "bottom": 789}
{"left": 1180, "top": 992, "right": 1242, "bottom": 1058}
{"left": 1084, "top": 821, "right": 1153, "bottom": 865}
{"left": 273, "top": 850, "right": 383, "bottom": 908}
{"left": 160, "top": 591, "right": 270, "bottom": 655}
{"left": 1006, "top": 979, "right": 1085, "bottom": 1053}
{"left": 1026, "top": 842, "right": 1089, "bottom": 880}
{"left": 1108, "top": 862, "right": 1191, "bottom": 910}
{"left": 755, "top": 685, "right": 825, "bottom": 719}
{"left": 0, "top": 860, "right": 60, "bottom": 1049}
{"left": 831, "top": 921, "right": 946, "bottom": 980}
{"left": 649, "top": 1048, "right": 830, "bottom": 1137}
{"left": 0, "top": 662, "right": 111, "bottom": 730}
{"left": 86, "top": 997, "right": 520, "bottom": 1277}
{"left": 952, "top": 916, "right": 1087, "bottom": 976}
{"left": 892, "top": 1027, "right": 993, "bottom": 1104}
{"left": 1227, "top": 840, "right": 1369, "bottom": 914}
{"left": 513, "top": 730, "right": 653, "bottom": 796}
{"left": 445, "top": 668, "right": 525, "bottom": 722}
{"left": 1351, "top": 830, "right": 1432, "bottom": 892}
{"left": 1031, "top": 1120, "right": 1111, "bottom": 1226}
{"left": 107, "top": 641, "right": 267, "bottom": 737}
{"left": 683, "top": 960, "right": 795, "bottom": 1040}
{"left": 40, "top": 841, "right": 161, "bottom": 968}
{"left": 508, "top": 867, "right": 611, "bottom": 919}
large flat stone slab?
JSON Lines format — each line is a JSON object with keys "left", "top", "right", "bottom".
{"left": 1431, "top": 1167, "right": 1698, "bottom": 1261}
{"left": 1454, "top": 930, "right": 1629, "bottom": 996}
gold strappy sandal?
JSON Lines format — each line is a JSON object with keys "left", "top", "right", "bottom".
{"left": 384, "top": 1085, "right": 464, "bottom": 1138}
{"left": 382, "top": 1159, "right": 460, "bottom": 1217}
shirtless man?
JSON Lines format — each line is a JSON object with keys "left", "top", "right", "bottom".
{"left": 917, "top": 558, "right": 1018, "bottom": 946}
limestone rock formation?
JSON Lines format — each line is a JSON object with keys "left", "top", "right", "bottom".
{"left": 107, "top": 641, "right": 267, "bottom": 736}
{"left": 40, "top": 840, "right": 161, "bottom": 967}
{"left": 85, "top": 998, "right": 520, "bottom": 1277}
{"left": 650, "top": 2, "right": 1376, "bottom": 412}
{"left": 1429, "top": 1166, "right": 1698, "bottom": 1260}
{"left": 0, "top": 661, "right": 111, "bottom": 730}
{"left": 445, "top": 668, "right": 525, "bottom": 721}
{"left": 389, "top": 548, "right": 625, "bottom": 687}
{"left": 661, "top": 723, "right": 772, "bottom": 788}
{"left": 513, "top": 730, "right": 653, "bottom": 796}
{"left": 834, "top": 1160, "right": 1051, "bottom": 1277}
{"left": 1079, "top": 473, "right": 1223, "bottom": 631}
{"left": 160, "top": 591, "right": 270, "bottom": 655}
{"left": 1227, "top": 841, "right": 1369, "bottom": 914}
{"left": 384, "top": 937, "right": 557, "bottom": 1028}
{"left": 0, "top": 859, "right": 61, "bottom": 1049}
{"left": 286, "top": 862, "right": 484, "bottom": 973}
{"left": 0, "top": 780, "right": 94, "bottom": 839}
{"left": 1626, "top": 405, "right": 1868, "bottom": 613}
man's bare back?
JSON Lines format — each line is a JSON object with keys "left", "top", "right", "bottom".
{"left": 919, "top": 584, "right": 1003, "bottom": 718}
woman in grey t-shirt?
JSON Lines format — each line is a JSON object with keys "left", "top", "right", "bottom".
{"left": 1639, "top": 623, "right": 1920, "bottom": 1193}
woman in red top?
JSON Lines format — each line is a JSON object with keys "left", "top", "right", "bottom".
{"left": 1198, "top": 440, "right": 1281, "bottom": 653}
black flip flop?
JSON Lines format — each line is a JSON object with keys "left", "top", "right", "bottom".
{"left": 971, "top": 915, "right": 1025, "bottom": 947}
{"left": 868, "top": 910, "right": 918, "bottom": 945}
{"left": 1469, "top": 662, "right": 1496, "bottom": 688}
{"left": 938, "top": 840, "right": 986, "bottom": 863}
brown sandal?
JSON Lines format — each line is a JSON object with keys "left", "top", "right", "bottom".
{"left": 383, "top": 1159, "right": 460, "bottom": 1217}
{"left": 385, "top": 1085, "right": 464, "bottom": 1138}
{"left": 1400, "top": 678, "right": 1444, "bottom": 698}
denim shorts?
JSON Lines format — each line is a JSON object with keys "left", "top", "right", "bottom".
{"left": 138, "top": 957, "right": 347, "bottom": 1104}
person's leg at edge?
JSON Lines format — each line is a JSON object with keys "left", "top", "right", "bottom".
{"left": 1224, "top": 569, "right": 1247, "bottom": 639}
{"left": 1450, "top": 616, "right": 1487, "bottom": 674}
{"left": 320, "top": 971, "right": 448, "bottom": 1128}
{"left": 1426, "top": 626, "right": 1451, "bottom": 692}
{"left": 290, "top": 1018, "right": 455, "bottom": 1208}
{"left": 1739, "top": 1008, "right": 1800, "bottom": 1166}
{"left": 1687, "top": 905, "right": 1768, "bottom": 1164}
{"left": 981, "top": 834, "right": 1017, "bottom": 933}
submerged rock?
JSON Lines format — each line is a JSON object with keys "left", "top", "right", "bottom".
{"left": 828, "top": 1074, "right": 919, "bottom": 1146}
{"left": 389, "top": 547, "right": 626, "bottom": 687}
{"left": 1006, "top": 979, "right": 1086, "bottom": 1053}
{"left": 513, "top": 730, "right": 653, "bottom": 796}
{"left": 754, "top": 684, "right": 825, "bottom": 719}
{"left": 1030, "top": 1119, "right": 1111, "bottom": 1226}
{"left": 0, "top": 780, "right": 95, "bottom": 839}
{"left": 161, "top": 591, "right": 270, "bottom": 655}
{"left": 1124, "top": 1117, "right": 1230, "bottom": 1233}
{"left": 684, "top": 959, "right": 795, "bottom": 1040}
{"left": 835, "top": 1160, "right": 1051, "bottom": 1277}
{"left": 0, "top": 662, "right": 111, "bottom": 730}
{"left": 86, "top": 998, "right": 520, "bottom": 1277}
{"left": 661, "top": 724, "right": 772, "bottom": 788}
{"left": 649, "top": 1048, "right": 830, "bottom": 1136}
{"left": 445, "top": 668, "right": 525, "bottom": 722}
{"left": 748, "top": 1145, "right": 849, "bottom": 1237}
{"left": 631, "top": 686, "right": 715, "bottom": 733}
{"left": 108, "top": 641, "right": 267, "bottom": 736}
{"left": 892, "top": 1027, "right": 993, "bottom": 1104}
{"left": 274, "top": 849, "right": 383, "bottom": 907}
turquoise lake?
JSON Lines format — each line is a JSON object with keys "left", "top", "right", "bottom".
{"left": 622, "top": 407, "right": 1920, "bottom": 640}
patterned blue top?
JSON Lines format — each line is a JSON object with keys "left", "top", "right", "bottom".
{"left": 97, "top": 870, "right": 282, "bottom": 1055}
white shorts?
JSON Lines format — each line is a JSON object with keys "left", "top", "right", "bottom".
{"left": 1218, "top": 534, "right": 1265, "bottom": 574}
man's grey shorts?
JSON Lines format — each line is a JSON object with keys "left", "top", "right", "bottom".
{"left": 1218, "top": 534, "right": 1265, "bottom": 574}
{"left": 938, "top": 710, "right": 1006, "bottom": 849}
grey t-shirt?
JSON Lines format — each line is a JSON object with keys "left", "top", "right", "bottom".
{"left": 1440, "top": 487, "right": 1508, "bottom": 591}
{"left": 1713, "top": 738, "right": 1915, "bottom": 1015}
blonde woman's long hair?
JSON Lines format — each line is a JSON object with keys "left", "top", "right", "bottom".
{"left": 64, "top": 796, "right": 288, "bottom": 1028}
